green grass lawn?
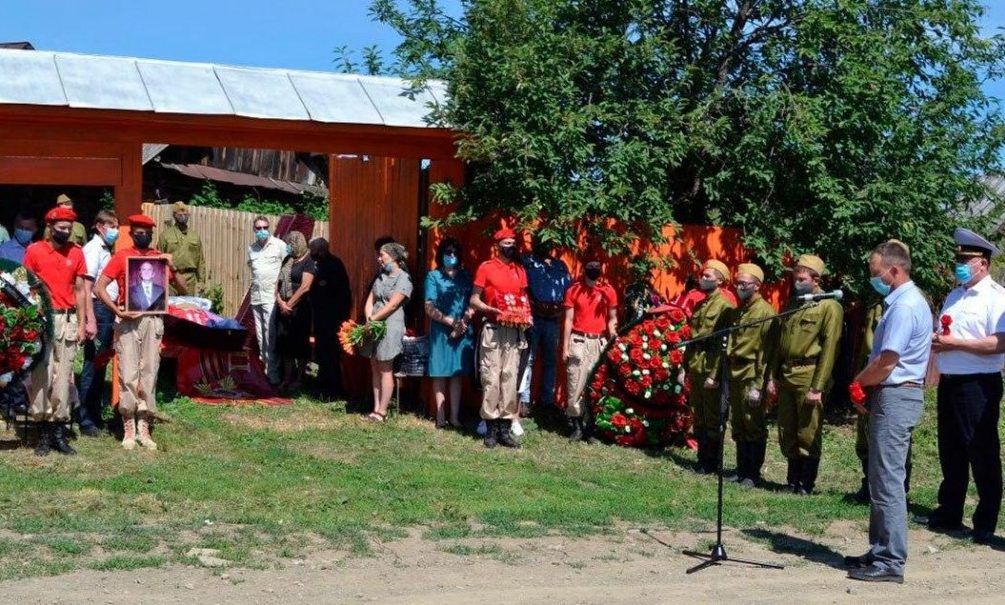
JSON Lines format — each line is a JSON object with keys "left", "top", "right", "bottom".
{"left": 0, "top": 388, "right": 991, "bottom": 581}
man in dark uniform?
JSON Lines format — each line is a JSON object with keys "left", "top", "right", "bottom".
{"left": 924, "top": 228, "right": 1005, "bottom": 543}
{"left": 308, "top": 238, "right": 352, "bottom": 399}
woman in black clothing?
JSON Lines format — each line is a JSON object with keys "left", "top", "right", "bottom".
{"left": 275, "top": 231, "right": 315, "bottom": 391}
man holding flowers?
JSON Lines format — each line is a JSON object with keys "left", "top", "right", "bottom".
{"left": 470, "top": 227, "right": 531, "bottom": 449}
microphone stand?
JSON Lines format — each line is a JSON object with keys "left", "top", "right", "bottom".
{"left": 680, "top": 300, "right": 820, "bottom": 574}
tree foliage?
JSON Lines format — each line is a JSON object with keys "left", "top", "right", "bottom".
{"left": 366, "top": 0, "right": 1005, "bottom": 296}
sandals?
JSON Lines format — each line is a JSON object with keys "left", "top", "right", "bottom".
{"left": 365, "top": 412, "right": 386, "bottom": 423}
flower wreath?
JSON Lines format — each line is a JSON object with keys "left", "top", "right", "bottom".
{"left": 585, "top": 305, "right": 693, "bottom": 447}
{"left": 0, "top": 259, "right": 53, "bottom": 391}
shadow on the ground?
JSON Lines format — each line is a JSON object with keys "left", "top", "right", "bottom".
{"left": 742, "top": 528, "right": 847, "bottom": 570}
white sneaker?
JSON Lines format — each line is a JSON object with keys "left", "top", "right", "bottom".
{"left": 476, "top": 420, "right": 488, "bottom": 436}
{"left": 511, "top": 419, "right": 525, "bottom": 436}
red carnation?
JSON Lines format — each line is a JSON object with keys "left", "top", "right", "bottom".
{"left": 654, "top": 367, "right": 670, "bottom": 382}
{"left": 649, "top": 355, "right": 663, "bottom": 369}
{"left": 681, "top": 325, "right": 692, "bottom": 338}
{"left": 619, "top": 363, "right": 632, "bottom": 377}
{"left": 669, "top": 349, "right": 684, "bottom": 365}
{"left": 611, "top": 413, "right": 628, "bottom": 429}
{"left": 666, "top": 331, "right": 681, "bottom": 344}
{"left": 669, "top": 308, "right": 685, "bottom": 323}
{"left": 940, "top": 314, "right": 952, "bottom": 336}
{"left": 640, "top": 375, "right": 653, "bottom": 388}
{"left": 607, "top": 348, "right": 622, "bottom": 363}
{"left": 629, "top": 348, "right": 644, "bottom": 364}
{"left": 629, "top": 333, "right": 643, "bottom": 347}
{"left": 655, "top": 315, "right": 670, "bottom": 330}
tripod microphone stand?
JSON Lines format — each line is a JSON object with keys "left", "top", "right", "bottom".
{"left": 680, "top": 302, "right": 818, "bottom": 574}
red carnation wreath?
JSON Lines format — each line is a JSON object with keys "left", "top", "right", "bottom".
{"left": 587, "top": 305, "right": 692, "bottom": 447}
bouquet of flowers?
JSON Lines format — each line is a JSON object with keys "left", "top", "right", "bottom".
{"left": 0, "top": 260, "right": 51, "bottom": 390}
{"left": 338, "top": 319, "right": 387, "bottom": 356}
{"left": 496, "top": 292, "right": 532, "bottom": 328}
{"left": 940, "top": 314, "right": 952, "bottom": 336}
{"left": 586, "top": 305, "right": 693, "bottom": 447}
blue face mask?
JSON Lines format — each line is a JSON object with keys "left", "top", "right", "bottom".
{"left": 955, "top": 262, "right": 973, "bottom": 284}
{"left": 286, "top": 244, "right": 293, "bottom": 256}
{"left": 103, "top": 227, "right": 119, "bottom": 246}
{"left": 443, "top": 254, "right": 458, "bottom": 268}
{"left": 793, "top": 280, "right": 814, "bottom": 295}
{"left": 736, "top": 285, "right": 755, "bottom": 300}
{"left": 870, "top": 275, "right": 892, "bottom": 297}
{"left": 255, "top": 228, "right": 269, "bottom": 242}
{"left": 13, "top": 228, "right": 34, "bottom": 245}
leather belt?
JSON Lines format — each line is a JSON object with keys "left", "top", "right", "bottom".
{"left": 53, "top": 308, "right": 76, "bottom": 316}
{"left": 876, "top": 381, "right": 923, "bottom": 389}
{"left": 572, "top": 330, "right": 605, "bottom": 339}
{"left": 784, "top": 357, "right": 818, "bottom": 367}
{"left": 532, "top": 301, "right": 564, "bottom": 318}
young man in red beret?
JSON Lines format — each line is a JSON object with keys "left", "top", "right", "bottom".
{"left": 562, "top": 258, "right": 618, "bottom": 442}
{"left": 469, "top": 227, "right": 531, "bottom": 448}
{"left": 23, "top": 206, "right": 91, "bottom": 456}
{"left": 95, "top": 214, "right": 186, "bottom": 451}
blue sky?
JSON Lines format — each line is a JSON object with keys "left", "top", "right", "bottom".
{"left": 1, "top": 0, "right": 1003, "bottom": 95}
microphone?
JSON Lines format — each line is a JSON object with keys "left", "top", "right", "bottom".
{"left": 796, "top": 290, "right": 844, "bottom": 302}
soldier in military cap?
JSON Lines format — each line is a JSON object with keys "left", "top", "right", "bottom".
{"left": 157, "top": 201, "right": 205, "bottom": 295}
{"left": 923, "top": 228, "right": 1005, "bottom": 543}
{"left": 686, "top": 259, "right": 736, "bottom": 474}
{"left": 722, "top": 262, "right": 775, "bottom": 487}
{"left": 767, "top": 254, "right": 843, "bottom": 495}
{"left": 53, "top": 194, "right": 88, "bottom": 246}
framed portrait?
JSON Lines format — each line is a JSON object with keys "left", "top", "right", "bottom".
{"left": 125, "top": 256, "right": 169, "bottom": 315}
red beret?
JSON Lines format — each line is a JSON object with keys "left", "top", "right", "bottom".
{"left": 44, "top": 207, "right": 77, "bottom": 223}
{"left": 127, "top": 214, "right": 156, "bottom": 228}
{"left": 494, "top": 227, "right": 516, "bottom": 242}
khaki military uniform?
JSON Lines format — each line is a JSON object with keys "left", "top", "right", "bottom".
{"left": 771, "top": 291, "right": 843, "bottom": 492}
{"left": 114, "top": 315, "right": 164, "bottom": 416}
{"left": 727, "top": 295, "right": 776, "bottom": 443}
{"left": 158, "top": 225, "right": 204, "bottom": 295}
{"left": 27, "top": 313, "right": 80, "bottom": 422}
{"left": 686, "top": 289, "right": 735, "bottom": 472}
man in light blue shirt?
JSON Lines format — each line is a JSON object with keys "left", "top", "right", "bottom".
{"left": 844, "top": 240, "right": 931, "bottom": 584}
{"left": 0, "top": 212, "right": 38, "bottom": 264}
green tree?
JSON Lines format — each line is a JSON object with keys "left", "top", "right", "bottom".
{"left": 369, "top": 0, "right": 1005, "bottom": 296}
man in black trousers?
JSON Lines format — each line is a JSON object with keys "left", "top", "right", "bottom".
{"left": 924, "top": 228, "right": 1005, "bottom": 544}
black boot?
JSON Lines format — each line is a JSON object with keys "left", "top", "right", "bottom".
{"left": 744, "top": 440, "right": 767, "bottom": 488}
{"left": 568, "top": 417, "right": 583, "bottom": 442}
{"left": 724, "top": 441, "right": 743, "bottom": 482}
{"left": 53, "top": 424, "right": 77, "bottom": 456}
{"left": 799, "top": 457, "right": 820, "bottom": 495}
{"left": 582, "top": 418, "right": 600, "bottom": 445}
{"left": 852, "top": 459, "right": 870, "bottom": 504}
{"left": 34, "top": 422, "right": 51, "bottom": 457}
{"left": 786, "top": 457, "right": 801, "bottom": 493}
{"left": 483, "top": 419, "right": 499, "bottom": 449}
{"left": 497, "top": 419, "right": 521, "bottom": 449}
{"left": 694, "top": 434, "right": 709, "bottom": 474}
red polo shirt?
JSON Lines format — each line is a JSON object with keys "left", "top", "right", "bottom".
{"left": 22, "top": 241, "right": 86, "bottom": 310}
{"left": 102, "top": 247, "right": 174, "bottom": 306}
{"left": 564, "top": 279, "right": 618, "bottom": 334}
{"left": 473, "top": 257, "right": 528, "bottom": 315}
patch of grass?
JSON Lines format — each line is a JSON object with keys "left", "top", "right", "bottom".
{"left": 0, "top": 388, "right": 996, "bottom": 580}
{"left": 88, "top": 555, "right": 168, "bottom": 572}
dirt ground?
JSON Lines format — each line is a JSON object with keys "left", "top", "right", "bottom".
{"left": 5, "top": 523, "right": 1004, "bottom": 604}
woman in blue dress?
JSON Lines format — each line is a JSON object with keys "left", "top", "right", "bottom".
{"left": 424, "top": 238, "right": 474, "bottom": 428}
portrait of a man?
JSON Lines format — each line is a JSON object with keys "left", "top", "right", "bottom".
{"left": 125, "top": 256, "right": 168, "bottom": 314}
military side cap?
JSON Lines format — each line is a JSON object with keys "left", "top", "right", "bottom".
{"left": 703, "top": 259, "right": 730, "bottom": 283}
{"left": 494, "top": 227, "right": 516, "bottom": 242}
{"left": 127, "top": 214, "right": 156, "bottom": 229}
{"left": 794, "top": 254, "right": 826, "bottom": 276}
{"left": 44, "top": 207, "right": 77, "bottom": 223}
{"left": 172, "top": 201, "right": 190, "bottom": 213}
{"left": 736, "top": 262, "right": 764, "bottom": 283}
{"left": 56, "top": 193, "right": 73, "bottom": 206}
{"left": 954, "top": 228, "right": 999, "bottom": 258}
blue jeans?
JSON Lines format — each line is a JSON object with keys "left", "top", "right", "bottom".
{"left": 77, "top": 299, "right": 116, "bottom": 430}
{"left": 867, "top": 386, "right": 924, "bottom": 574}
{"left": 518, "top": 316, "right": 560, "bottom": 407}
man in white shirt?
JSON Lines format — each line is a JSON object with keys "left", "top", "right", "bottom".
{"left": 924, "top": 228, "right": 1005, "bottom": 544}
{"left": 78, "top": 210, "right": 120, "bottom": 436}
{"left": 247, "top": 216, "right": 286, "bottom": 384}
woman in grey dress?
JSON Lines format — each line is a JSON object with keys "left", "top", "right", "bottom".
{"left": 363, "top": 242, "right": 412, "bottom": 421}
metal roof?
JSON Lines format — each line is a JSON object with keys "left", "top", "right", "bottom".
{"left": 0, "top": 49, "right": 447, "bottom": 129}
